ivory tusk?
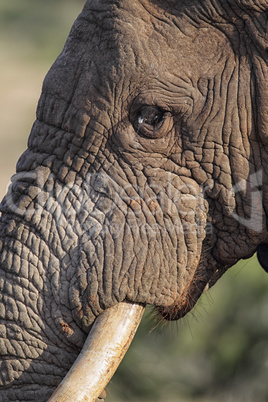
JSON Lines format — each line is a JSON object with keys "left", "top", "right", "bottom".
{"left": 48, "top": 302, "right": 145, "bottom": 402}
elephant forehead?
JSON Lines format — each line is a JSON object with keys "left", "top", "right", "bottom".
{"left": 81, "top": 1, "right": 232, "bottom": 77}
{"left": 42, "top": 0, "right": 233, "bottom": 110}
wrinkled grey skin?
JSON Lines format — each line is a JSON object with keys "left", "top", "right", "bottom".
{"left": 0, "top": 0, "right": 268, "bottom": 400}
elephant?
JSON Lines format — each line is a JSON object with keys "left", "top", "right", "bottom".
{"left": 0, "top": 0, "right": 268, "bottom": 400}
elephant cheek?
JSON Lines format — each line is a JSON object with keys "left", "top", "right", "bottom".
{"left": 70, "top": 191, "right": 208, "bottom": 329}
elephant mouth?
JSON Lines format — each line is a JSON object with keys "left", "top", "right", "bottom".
{"left": 47, "top": 267, "right": 225, "bottom": 400}
{"left": 157, "top": 265, "right": 227, "bottom": 321}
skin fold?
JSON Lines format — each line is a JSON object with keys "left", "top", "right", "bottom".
{"left": 0, "top": 0, "right": 267, "bottom": 400}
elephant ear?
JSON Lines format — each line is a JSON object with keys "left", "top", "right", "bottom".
{"left": 234, "top": 1, "right": 268, "bottom": 51}
{"left": 192, "top": 1, "right": 268, "bottom": 143}
{"left": 228, "top": 1, "right": 268, "bottom": 144}
{"left": 257, "top": 244, "right": 268, "bottom": 273}
{"left": 233, "top": 0, "right": 267, "bottom": 13}
{"left": 223, "top": 0, "right": 267, "bottom": 53}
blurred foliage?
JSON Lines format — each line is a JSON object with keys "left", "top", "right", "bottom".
{"left": 1, "top": 2, "right": 268, "bottom": 402}
{"left": 0, "top": 0, "right": 85, "bottom": 194}
{"left": 0, "top": 0, "right": 85, "bottom": 63}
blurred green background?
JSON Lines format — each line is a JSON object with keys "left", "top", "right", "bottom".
{"left": 1, "top": 1, "right": 268, "bottom": 401}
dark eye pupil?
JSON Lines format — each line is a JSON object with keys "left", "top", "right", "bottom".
{"left": 137, "top": 106, "right": 163, "bottom": 127}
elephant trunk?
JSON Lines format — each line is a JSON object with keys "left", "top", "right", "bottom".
{"left": 48, "top": 302, "right": 145, "bottom": 402}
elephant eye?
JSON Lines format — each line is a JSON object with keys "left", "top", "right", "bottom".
{"left": 132, "top": 105, "right": 172, "bottom": 139}
{"left": 137, "top": 106, "right": 164, "bottom": 127}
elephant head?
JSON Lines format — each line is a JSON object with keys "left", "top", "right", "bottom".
{"left": 0, "top": 0, "right": 268, "bottom": 400}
